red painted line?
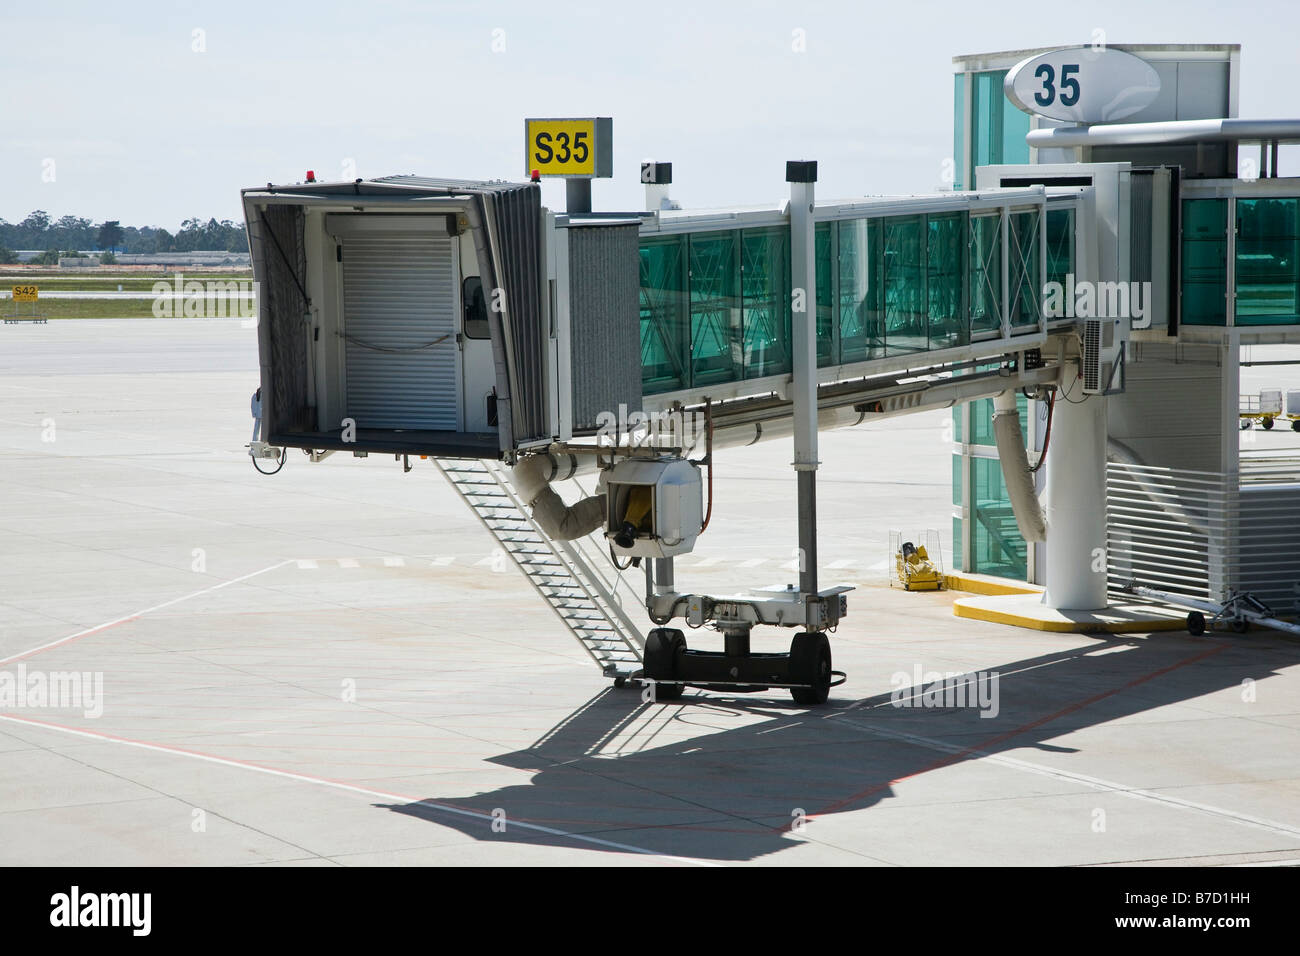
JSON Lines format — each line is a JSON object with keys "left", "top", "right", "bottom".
{"left": 0, "top": 712, "right": 710, "bottom": 864}
{"left": 0, "top": 616, "right": 141, "bottom": 666}
{"left": 809, "top": 642, "right": 1229, "bottom": 820}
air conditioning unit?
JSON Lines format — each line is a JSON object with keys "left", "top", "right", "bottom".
{"left": 1082, "top": 317, "right": 1125, "bottom": 395}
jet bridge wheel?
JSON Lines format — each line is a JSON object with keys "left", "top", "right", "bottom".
{"left": 643, "top": 628, "right": 686, "bottom": 701}
{"left": 789, "top": 632, "right": 832, "bottom": 706}
{"left": 1187, "top": 612, "right": 1206, "bottom": 636}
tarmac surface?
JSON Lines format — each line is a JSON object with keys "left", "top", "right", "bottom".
{"left": 2, "top": 318, "right": 1300, "bottom": 866}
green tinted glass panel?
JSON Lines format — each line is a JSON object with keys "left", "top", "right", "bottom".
{"left": 970, "top": 397, "right": 995, "bottom": 446}
{"left": 1236, "top": 198, "right": 1300, "bottom": 326}
{"left": 688, "top": 232, "right": 742, "bottom": 385}
{"left": 882, "top": 214, "right": 926, "bottom": 354}
{"left": 968, "top": 368, "right": 1029, "bottom": 448}
{"left": 971, "top": 456, "right": 1027, "bottom": 579}
{"left": 971, "top": 72, "right": 1003, "bottom": 171}
{"left": 639, "top": 235, "right": 689, "bottom": 394}
{"left": 1008, "top": 210, "right": 1040, "bottom": 328}
{"left": 970, "top": 70, "right": 1028, "bottom": 174}
{"left": 1045, "top": 207, "right": 1074, "bottom": 297}
{"left": 952, "top": 515, "right": 964, "bottom": 572}
{"left": 1181, "top": 199, "right": 1227, "bottom": 326}
{"left": 815, "top": 222, "right": 834, "bottom": 366}
{"left": 838, "top": 218, "right": 882, "bottom": 363}
{"left": 969, "top": 214, "right": 1001, "bottom": 334}
{"left": 953, "top": 73, "right": 965, "bottom": 190}
{"left": 1000, "top": 89, "right": 1030, "bottom": 165}
{"left": 740, "top": 226, "right": 791, "bottom": 378}
{"left": 952, "top": 453, "right": 962, "bottom": 506}
{"left": 953, "top": 405, "right": 962, "bottom": 442}
{"left": 928, "top": 212, "right": 967, "bottom": 348}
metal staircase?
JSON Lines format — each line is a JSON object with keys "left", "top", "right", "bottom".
{"left": 435, "top": 459, "right": 645, "bottom": 679}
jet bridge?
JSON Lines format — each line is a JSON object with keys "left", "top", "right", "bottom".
{"left": 243, "top": 167, "right": 1074, "bottom": 702}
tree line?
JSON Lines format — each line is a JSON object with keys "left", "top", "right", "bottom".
{"left": 0, "top": 211, "right": 249, "bottom": 258}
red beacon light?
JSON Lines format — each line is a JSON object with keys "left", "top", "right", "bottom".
{"left": 305, "top": 170, "right": 316, "bottom": 183}
{"left": 530, "top": 169, "right": 541, "bottom": 183}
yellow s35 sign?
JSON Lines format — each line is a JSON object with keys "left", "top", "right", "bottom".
{"left": 526, "top": 119, "right": 595, "bottom": 176}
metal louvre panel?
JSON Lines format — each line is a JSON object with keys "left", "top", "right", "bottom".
{"left": 567, "top": 223, "right": 642, "bottom": 430}
{"left": 342, "top": 236, "right": 458, "bottom": 430}
{"left": 256, "top": 204, "right": 311, "bottom": 433}
{"left": 487, "top": 186, "right": 546, "bottom": 443}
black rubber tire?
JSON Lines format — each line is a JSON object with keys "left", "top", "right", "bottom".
{"left": 1187, "top": 611, "right": 1206, "bottom": 636}
{"left": 789, "top": 632, "right": 832, "bottom": 705}
{"left": 1231, "top": 618, "right": 1249, "bottom": 634}
{"left": 1263, "top": 417, "right": 1275, "bottom": 430}
{"left": 1293, "top": 420, "right": 1300, "bottom": 433}
{"left": 643, "top": 628, "right": 686, "bottom": 701}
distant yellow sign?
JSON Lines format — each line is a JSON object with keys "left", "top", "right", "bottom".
{"left": 11, "top": 285, "right": 38, "bottom": 302}
{"left": 525, "top": 118, "right": 596, "bottom": 177}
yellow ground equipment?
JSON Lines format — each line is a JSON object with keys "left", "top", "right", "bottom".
{"left": 889, "top": 530, "right": 945, "bottom": 591}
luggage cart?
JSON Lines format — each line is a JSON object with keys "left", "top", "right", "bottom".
{"left": 1239, "top": 389, "right": 1283, "bottom": 430}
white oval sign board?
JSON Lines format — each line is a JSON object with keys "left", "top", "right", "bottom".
{"left": 1005, "top": 47, "right": 1160, "bottom": 123}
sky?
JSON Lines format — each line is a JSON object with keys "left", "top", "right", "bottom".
{"left": 4, "top": 0, "right": 1300, "bottom": 230}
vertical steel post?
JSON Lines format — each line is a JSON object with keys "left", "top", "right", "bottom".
{"left": 566, "top": 179, "right": 592, "bottom": 214}
{"left": 787, "top": 161, "right": 819, "bottom": 622}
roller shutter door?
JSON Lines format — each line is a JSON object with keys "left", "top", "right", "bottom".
{"left": 341, "top": 235, "right": 459, "bottom": 430}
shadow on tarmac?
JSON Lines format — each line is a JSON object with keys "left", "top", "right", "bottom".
{"left": 378, "top": 631, "right": 1295, "bottom": 862}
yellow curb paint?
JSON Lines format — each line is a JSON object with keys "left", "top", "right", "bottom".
{"left": 952, "top": 598, "right": 1187, "bottom": 633}
{"left": 943, "top": 573, "right": 1041, "bottom": 596}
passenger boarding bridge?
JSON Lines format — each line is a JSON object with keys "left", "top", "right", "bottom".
{"left": 242, "top": 42, "right": 1300, "bottom": 702}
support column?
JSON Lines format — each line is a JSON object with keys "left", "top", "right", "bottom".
{"left": 565, "top": 179, "right": 591, "bottom": 214}
{"left": 787, "top": 161, "right": 819, "bottom": 621}
{"left": 1043, "top": 362, "right": 1108, "bottom": 610}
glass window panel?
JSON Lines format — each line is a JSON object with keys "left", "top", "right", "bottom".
{"left": 688, "top": 232, "right": 743, "bottom": 385}
{"left": 837, "top": 218, "right": 883, "bottom": 363}
{"left": 969, "top": 70, "right": 1027, "bottom": 175}
{"left": 1008, "top": 210, "right": 1040, "bottom": 328}
{"left": 969, "top": 214, "right": 1001, "bottom": 334}
{"left": 638, "top": 235, "right": 689, "bottom": 394}
{"left": 970, "top": 398, "right": 995, "bottom": 446}
{"left": 740, "top": 226, "right": 792, "bottom": 379}
{"left": 953, "top": 73, "right": 965, "bottom": 191}
{"left": 1235, "top": 198, "right": 1300, "bottom": 326}
{"left": 1181, "top": 198, "right": 1227, "bottom": 327}
{"left": 1045, "top": 207, "right": 1075, "bottom": 294}
{"left": 971, "top": 456, "right": 1027, "bottom": 579}
{"left": 952, "top": 515, "right": 964, "bottom": 572}
{"left": 928, "top": 212, "right": 967, "bottom": 349}
{"left": 968, "top": 367, "right": 1028, "bottom": 448}
{"left": 971, "top": 72, "right": 1003, "bottom": 171}
{"left": 883, "top": 214, "right": 927, "bottom": 355}
{"left": 815, "top": 222, "right": 835, "bottom": 366}
{"left": 1000, "top": 90, "right": 1030, "bottom": 166}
